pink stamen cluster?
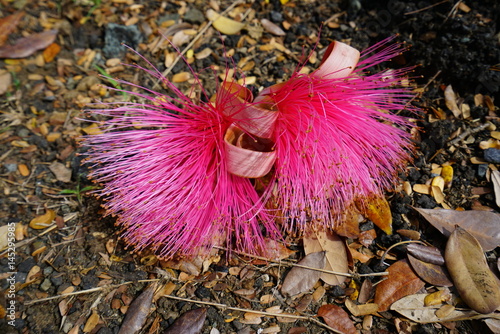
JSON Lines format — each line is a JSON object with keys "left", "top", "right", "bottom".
{"left": 82, "top": 37, "right": 415, "bottom": 259}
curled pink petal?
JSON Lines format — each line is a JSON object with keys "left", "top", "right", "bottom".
{"left": 224, "top": 124, "right": 276, "bottom": 178}
{"left": 220, "top": 82, "right": 277, "bottom": 138}
{"left": 314, "top": 40, "right": 360, "bottom": 79}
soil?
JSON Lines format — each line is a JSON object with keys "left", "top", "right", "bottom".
{"left": 0, "top": 0, "right": 499, "bottom": 334}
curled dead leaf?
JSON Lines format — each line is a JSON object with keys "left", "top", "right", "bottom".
{"left": 281, "top": 252, "right": 325, "bottom": 297}
{"left": 374, "top": 259, "right": 425, "bottom": 312}
{"left": 445, "top": 227, "right": 500, "bottom": 314}
{"left": 317, "top": 304, "right": 357, "bottom": 334}
{"left": 357, "top": 195, "right": 392, "bottom": 235}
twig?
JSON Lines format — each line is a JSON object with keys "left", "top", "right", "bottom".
{"left": 215, "top": 246, "right": 389, "bottom": 278}
{"left": 404, "top": 0, "right": 449, "bottom": 15}
{"left": 162, "top": 295, "right": 345, "bottom": 334}
{"left": 447, "top": 122, "right": 493, "bottom": 146}
{"left": 152, "top": 0, "right": 245, "bottom": 89}
{"left": 24, "top": 279, "right": 160, "bottom": 305}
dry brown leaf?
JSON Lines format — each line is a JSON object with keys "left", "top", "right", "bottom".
{"left": 491, "top": 170, "right": 500, "bottom": 207}
{"left": 407, "top": 254, "right": 453, "bottom": 287}
{"left": 444, "top": 85, "right": 461, "bottom": 118}
{"left": 163, "top": 308, "right": 207, "bottom": 334}
{"left": 83, "top": 309, "right": 99, "bottom": 333}
{"left": 260, "top": 18, "right": 285, "bottom": 36}
{"left": 281, "top": 252, "right": 325, "bottom": 297}
{"left": 317, "top": 304, "right": 357, "bottom": 334}
{"left": 117, "top": 283, "right": 157, "bottom": 334}
{"left": 303, "top": 229, "right": 348, "bottom": 285}
{"left": 0, "top": 70, "right": 12, "bottom": 95}
{"left": 414, "top": 208, "right": 500, "bottom": 251}
{"left": 259, "top": 237, "right": 295, "bottom": 261}
{"left": 29, "top": 209, "right": 56, "bottom": 230}
{"left": 333, "top": 202, "right": 362, "bottom": 238}
{"left": 374, "top": 259, "right": 425, "bottom": 312}
{"left": 206, "top": 9, "right": 245, "bottom": 35}
{"left": 391, "top": 293, "right": 500, "bottom": 323}
{"left": 357, "top": 196, "right": 392, "bottom": 234}
{"left": 43, "top": 43, "right": 61, "bottom": 63}
{"left": 445, "top": 227, "right": 500, "bottom": 314}
{"left": 0, "top": 29, "right": 58, "bottom": 59}
{"left": 49, "top": 161, "right": 72, "bottom": 183}
{"left": 0, "top": 11, "right": 24, "bottom": 46}
{"left": 407, "top": 243, "right": 445, "bottom": 266}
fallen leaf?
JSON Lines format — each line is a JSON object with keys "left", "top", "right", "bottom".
{"left": 391, "top": 293, "right": 500, "bottom": 323}
{"left": 259, "top": 237, "right": 295, "bottom": 261}
{"left": 281, "top": 252, "right": 325, "bottom": 297}
{"left": 0, "top": 70, "right": 12, "bottom": 95}
{"left": 333, "top": 202, "right": 361, "bottom": 238}
{"left": 117, "top": 283, "right": 156, "bottom": 334}
{"left": 29, "top": 209, "right": 56, "bottom": 230}
{"left": 260, "top": 18, "right": 285, "bottom": 36}
{"left": 407, "top": 243, "right": 445, "bottom": 265}
{"left": 206, "top": 9, "right": 245, "bottom": 35}
{"left": 444, "top": 85, "right": 461, "bottom": 118}
{"left": 49, "top": 161, "right": 72, "bottom": 183}
{"left": 485, "top": 319, "right": 500, "bottom": 334}
{"left": 0, "top": 29, "right": 58, "bottom": 59}
{"left": 374, "top": 259, "right": 425, "bottom": 312}
{"left": 43, "top": 42, "right": 61, "bottom": 63}
{"left": 344, "top": 299, "right": 379, "bottom": 317}
{"left": 414, "top": 208, "right": 500, "bottom": 251}
{"left": 317, "top": 304, "right": 357, "bottom": 334}
{"left": 407, "top": 254, "right": 453, "bottom": 287}
{"left": 83, "top": 309, "right": 99, "bottom": 333}
{"left": 0, "top": 11, "right": 24, "bottom": 46}
{"left": 445, "top": 227, "right": 500, "bottom": 314}
{"left": 303, "top": 229, "right": 349, "bottom": 285}
{"left": 163, "top": 308, "right": 207, "bottom": 334}
{"left": 357, "top": 195, "right": 392, "bottom": 234}
{"left": 491, "top": 170, "right": 500, "bottom": 208}
{"left": 0, "top": 225, "right": 10, "bottom": 249}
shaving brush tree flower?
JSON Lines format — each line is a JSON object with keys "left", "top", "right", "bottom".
{"left": 82, "top": 37, "right": 416, "bottom": 259}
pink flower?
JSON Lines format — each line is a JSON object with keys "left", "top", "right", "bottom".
{"left": 82, "top": 63, "right": 280, "bottom": 259}
{"left": 253, "top": 37, "right": 416, "bottom": 232}
{"left": 83, "top": 36, "right": 416, "bottom": 258}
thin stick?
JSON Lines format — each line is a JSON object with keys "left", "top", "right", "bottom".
{"left": 162, "top": 295, "right": 345, "bottom": 334}
{"left": 214, "top": 246, "right": 389, "bottom": 278}
{"left": 24, "top": 279, "right": 160, "bottom": 305}
{"left": 404, "top": 0, "right": 449, "bottom": 15}
{"left": 153, "top": 0, "right": 244, "bottom": 89}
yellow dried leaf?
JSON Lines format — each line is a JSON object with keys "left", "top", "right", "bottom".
{"left": 424, "top": 289, "right": 452, "bottom": 306}
{"left": 18, "top": 163, "right": 30, "bottom": 176}
{"left": 357, "top": 196, "right": 392, "bottom": 235}
{"left": 206, "top": 9, "right": 246, "bottom": 35}
{"left": 431, "top": 176, "right": 445, "bottom": 192}
{"left": 171, "top": 71, "right": 191, "bottom": 83}
{"left": 82, "top": 123, "right": 103, "bottom": 135}
{"left": 441, "top": 165, "right": 453, "bottom": 187}
{"left": 83, "top": 309, "right": 99, "bottom": 333}
{"left": 413, "top": 184, "right": 431, "bottom": 195}
{"left": 29, "top": 209, "right": 56, "bottom": 229}
{"left": 46, "top": 132, "right": 61, "bottom": 142}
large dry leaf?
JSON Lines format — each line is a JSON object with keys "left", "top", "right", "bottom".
{"left": 491, "top": 170, "right": 500, "bottom": 207}
{"left": 0, "top": 11, "right": 24, "bottom": 46}
{"left": 303, "top": 229, "right": 348, "bottom": 285}
{"left": 0, "top": 29, "right": 58, "bottom": 59}
{"left": 407, "top": 254, "right": 453, "bottom": 287}
{"left": 445, "top": 227, "right": 500, "bottom": 314}
{"left": 391, "top": 293, "right": 500, "bottom": 323}
{"left": 357, "top": 196, "right": 392, "bottom": 234}
{"left": 374, "top": 259, "right": 425, "bottom": 312}
{"left": 117, "top": 283, "right": 156, "bottom": 334}
{"left": 407, "top": 243, "right": 445, "bottom": 265}
{"left": 281, "top": 252, "right": 325, "bottom": 297}
{"left": 163, "top": 308, "right": 207, "bottom": 334}
{"left": 317, "top": 304, "right": 357, "bottom": 334}
{"left": 414, "top": 208, "right": 500, "bottom": 251}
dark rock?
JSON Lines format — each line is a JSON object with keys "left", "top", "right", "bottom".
{"left": 484, "top": 148, "right": 500, "bottom": 163}
{"left": 195, "top": 286, "right": 211, "bottom": 299}
{"left": 18, "top": 257, "right": 36, "bottom": 273}
{"left": 103, "top": 23, "right": 143, "bottom": 59}
{"left": 329, "top": 285, "right": 345, "bottom": 297}
{"left": 270, "top": 11, "right": 283, "bottom": 23}
{"left": 477, "top": 164, "right": 488, "bottom": 178}
{"left": 184, "top": 8, "right": 204, "bottom": 24}
{"left": 50, "top": 273, "right": 64, "bottom": 287}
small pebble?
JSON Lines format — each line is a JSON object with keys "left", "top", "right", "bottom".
{"left": 484, "top": 148, "right": 500, "bottom": 163}
{"left": 477, "top": 164, "right": 488, "bottom": 178}
{"left": 40, "top": 278, "right": 52, "bottom": 291}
